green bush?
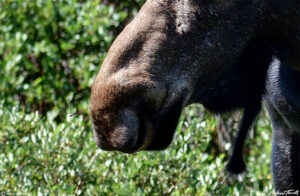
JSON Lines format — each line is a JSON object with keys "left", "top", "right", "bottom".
{"left": 0, "top": 103, "right": 273, "bottom": 195}
{"left": 0, "top": 0, "right": 142, "bottom": 116}
{"left": 0, "top": 0, "right": 274, "bottom": 195}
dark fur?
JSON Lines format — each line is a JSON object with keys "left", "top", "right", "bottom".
{"left": 265, "top": 59, "right": 300, "bottom": 191}
{"left": 197, "top": 39, "right": 272, "bottom": 174}
{"left": 90, "top": 0, "right": 300, "bottom": 191}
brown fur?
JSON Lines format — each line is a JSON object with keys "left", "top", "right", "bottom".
{"left": 90, "top": 0, "right": 299, "bottom": 158}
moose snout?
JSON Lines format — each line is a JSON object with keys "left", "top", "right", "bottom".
{"left": 92, "top": 109, "right": 143, "bottom": 153}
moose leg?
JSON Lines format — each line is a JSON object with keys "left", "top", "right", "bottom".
{"left": 226, "top": 103, "right": 261, "bottom": 174}
{"left": 265, "top": 98, "right": 300, "bottom": 192}
{"left": 265, "top": 59, "right": 300, "bottom": 192}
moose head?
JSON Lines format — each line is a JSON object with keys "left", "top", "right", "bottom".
{"left": 90, "top": 0, "right": 298, "bottom": 153}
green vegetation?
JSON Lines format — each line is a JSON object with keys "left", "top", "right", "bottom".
{"left": 0, "top": 0, "right": 273, "bottom": 195}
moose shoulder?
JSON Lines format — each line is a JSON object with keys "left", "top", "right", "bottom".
{"left": 90, "top": 0, "right": 300, "bottom": 192}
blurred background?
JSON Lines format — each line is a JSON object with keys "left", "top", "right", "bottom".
{"left": 0, "top": 0, "right": 273, "bottom": 195}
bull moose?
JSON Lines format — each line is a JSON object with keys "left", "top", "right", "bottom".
{"left": 90, "top": 0, "right": 300, "bottom": 192}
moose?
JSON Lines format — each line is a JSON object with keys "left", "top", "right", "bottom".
{"left": 90, "top": 0, "right": 300, "bottom": 192}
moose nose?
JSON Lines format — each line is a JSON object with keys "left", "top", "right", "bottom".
{"left": 93, "top": 129, "right": 114, "bottom": 151}
{"left": 92, "top": 109, "right": 140, "bottom": 153}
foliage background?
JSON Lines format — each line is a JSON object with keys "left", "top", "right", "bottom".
{"left": 0, "top": 0, "right": 273, "bottom": 195}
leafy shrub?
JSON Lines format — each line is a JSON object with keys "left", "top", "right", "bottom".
{"left": 0, "top": 103, "right": 273, "bottom": 195}
{"left": 0, "top": 0, "right": 143, "bottom": 116}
